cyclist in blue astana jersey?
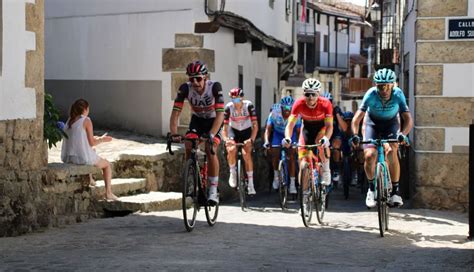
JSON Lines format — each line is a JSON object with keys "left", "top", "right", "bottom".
{"left": 350, "top": 68, "right": 413, "bottom": 208}
{"left": 263, "top": 96, "right": 301, "bottom": 194}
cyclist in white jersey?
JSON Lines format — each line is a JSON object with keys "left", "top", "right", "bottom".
{"left": 222, "top": 88, "right": 258, "bottom": 195}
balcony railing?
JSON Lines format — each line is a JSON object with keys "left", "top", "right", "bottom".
{"left": 314, "top": 52, "right": 348, "bottom": 71}
{"left": 341, "top": 78, "right": 373, "bottom": 98}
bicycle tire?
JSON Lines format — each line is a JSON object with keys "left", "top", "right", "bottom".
{"left": 315, "top": 183, "right": 326, "bottom": 224}
{"left": 205, "top": 191, "right": 219, "bottom": 226}
{"left": 238, "top": 159, "right": 247, "bottom": 211}
{"left": 182, "top": 159, "right": 198, "bottom": 232}
{"left": 376, "top": 163, "right": 386, "bottom": 237}
{"left": 343, "top": 157, "right": 350, "bottom": 200}
{"left": 278, "top": 159, "right": 288, "bottom": 210}
{"left": 299, "top": 161, "right": 313, "bottom": 227}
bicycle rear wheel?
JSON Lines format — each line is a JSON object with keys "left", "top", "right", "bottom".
{"left": 376, "top": 163, "right": 386, "bottom": 237}
{"left": 299, "top": 161, "right": 313, "bottom": 227}
{"left": 182, "top": 159, "right": 198, "bottom": 232}
{"left": 238, "top": 159, "right": 247, "bottom": 211}
{"left": 205, "top": 190, "right": 219, "bottom": 226}
{"left": 278, "top": 160, "right": 288, "bottom": 210}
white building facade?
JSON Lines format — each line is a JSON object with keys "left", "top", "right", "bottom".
{"left": 45, "top": 0, "right": 293, "bottom": 136}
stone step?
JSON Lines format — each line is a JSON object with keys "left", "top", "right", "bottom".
{"left": 91, "top": 178, "right": 147, "bottom": 198}
{"left": 101, "top": 192, "right": 182, "bottom": 213}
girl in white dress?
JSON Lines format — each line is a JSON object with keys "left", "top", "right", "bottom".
{"left": 61, "top": 99, "right": 118, "bottom": 201}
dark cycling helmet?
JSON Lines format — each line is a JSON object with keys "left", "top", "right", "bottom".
{"left": 342, "top": 111, "right": 354, "bottom": 120}
{"left": 186, "top": 60, "right": 209, "bottom": 77}
{"left": 280, "top": 96, "right": 294, "bottom": 107}
{"left": 373, "top": 68, "right": 396, "bottom": 84}
{"left": 229, "top": 87, "right": 244, "bottom": 97}
{"left": 302, "top": 78, "right": 322, "bottom": 92}
{"left": 321, "top": 92, "right": 333, "bottom": 102}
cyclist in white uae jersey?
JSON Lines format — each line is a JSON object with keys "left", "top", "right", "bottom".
{"left": 222, "top": 88, "right": 258, "bottom": 195}
{"left": 169, "top": 61, "right": 225, "bottom": 204}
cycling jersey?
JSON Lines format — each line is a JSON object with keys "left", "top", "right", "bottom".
{"left": 267, "top": 103, "right": 301, "bottom": 135}
{"left": 173, "top": 80, "right": 225, "bottom": 119}
{"left": 360, "top": 86, "right": 409, "bottom": 120}
{"left": 224, "top": 100, "right": 257, "bottom": 131}
{"left": 289, "top": 97, "right": 333, "bottom": 127}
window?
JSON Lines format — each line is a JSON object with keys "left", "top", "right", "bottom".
{"left": 0, "top": 0, "right": 3, "bottom": 75}
{"left": 323, "top": 35, "right": 328, "bottom": 52}
{"left": 255, "top": 79, "right": 262, "bottom": 133}
{"left": 297, "top": 42, "right": 304, "bottom": 65}
{"left": 306, "top": 8, "right": 310, "bottom": 23}
{"left": 317, "top": 13, "right": 320, "bottom": 24}
{"left": 285, "top": 0, "right": 291, "bottom": 15}
{"left": 238, "top": 65, "right": 243, "bottom": 89}
{"left": 269, "top": 0, "right": 274, "bottom": 9}
{"left": 296, "top": 3, "right": 299, "bottom": 21}
{"left": 350, "top": 27, "right": 356, "bottom": 43}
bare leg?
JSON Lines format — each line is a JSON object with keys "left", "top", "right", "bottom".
{"left": 95, "top": 158, "right": 118, "bottom": 200}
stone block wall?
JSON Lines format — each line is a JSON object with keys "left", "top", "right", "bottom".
{"left": 0, "top": 0, "right": 48, "bottom": 236}
{"left": 412, "top": 0, "right": 472, "bottom": 211}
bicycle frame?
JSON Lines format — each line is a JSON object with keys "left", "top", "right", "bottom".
{"left": 166, "top": 133, "right": 219, "bottom": 232}
{"left": 361, "top": 138, "right": 398, "bottom": 237}
{"left": 228, "top": 142, "right": 249, "bottom": 211}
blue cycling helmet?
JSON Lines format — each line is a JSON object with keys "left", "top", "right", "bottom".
{"left": 321, "top": 92, "right": 333, "bottom": 102}
{"left": 280, "top": 96, "right": 294, "bottom": 107}
{"left": 373, "top": 68, "right": 396, "bottom": 84}
{"left": 342, "top": 111, "right": 354, "bottom": 120}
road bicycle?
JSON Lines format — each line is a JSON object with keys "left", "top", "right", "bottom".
{"left": 271, "top": 144, "right": 297, "bottom": 210}
{"left": 228, "top": 141, "right": 251, "bottom": 211}
{"left": 297, "top": 143, "right": 329, "bottom": 227}
{"left": 360, "top": 138, "right": 399, "bottom": 237}
{"left": 167, "top": 132, "right": 219, "bottom": 232}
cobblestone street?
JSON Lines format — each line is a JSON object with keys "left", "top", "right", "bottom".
{"left": 1, "top": 188, "right": 472, "bottom": 271}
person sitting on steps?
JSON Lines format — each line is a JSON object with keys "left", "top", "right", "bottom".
{"left": 61, "top": 98, "right": 118, "bottom": 201}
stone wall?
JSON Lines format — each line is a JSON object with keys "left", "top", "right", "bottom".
{"left": 412, "top": 0, "right": 472, "bottom": 211}
{"left": 0, "top": 0, "right": 48, "bottom": 236}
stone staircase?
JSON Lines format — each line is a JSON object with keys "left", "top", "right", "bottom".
{"left": 93, "top": 178, "right": 182, "bottom": 213}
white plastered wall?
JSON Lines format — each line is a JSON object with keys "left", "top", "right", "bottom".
{"left": 0, "top": 0, "right": 37, "bottom": 120}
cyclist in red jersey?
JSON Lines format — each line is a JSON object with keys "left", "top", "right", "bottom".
{"left": 283, "top": 78, "right": 333, "bottom": 185}
{"left": 169, "top": 60, "right": 225, "bottom": 204}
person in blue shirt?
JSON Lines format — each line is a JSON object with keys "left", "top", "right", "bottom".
{"left": 263, "top": 96, "right": 301, "bottom": 194}
{"left": 350, "top": 68, "right": 413, "bottom": 208}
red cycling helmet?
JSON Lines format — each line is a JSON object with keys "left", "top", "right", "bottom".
{"left": 229, "top": 88, "right": 244, "bottom": 97}
{"left": 186, "top": 61, "right": 209, "bottom": 77}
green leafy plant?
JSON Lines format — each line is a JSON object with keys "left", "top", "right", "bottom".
{"left": 44, "top": 93, "right": 67, "bottom": 149}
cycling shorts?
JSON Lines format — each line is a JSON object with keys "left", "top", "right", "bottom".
{"left": 228, "top": 127, "right": 252, "bottom": 143}
{"left": 187, "top": 115, "right": 222, "bottom": 141}
{"left": 362, "top": 114, "right": 400, "bottom": 148}
{"left": 298, "top": 121, "right": 326, "bottom": 159}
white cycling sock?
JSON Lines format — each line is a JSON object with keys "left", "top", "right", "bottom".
{"left": 274, "top": 170, "right": 279, "bottom": 180}
{"left": 208, "top": 176, "right": 218, "bottom": 188}
{"left": 247, "top": 171, "right": 254, "bottom": 185}
{"left": 229, "top": 164, "right": 236, "bottom": 173}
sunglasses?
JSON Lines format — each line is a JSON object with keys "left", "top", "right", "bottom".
{"left": 189, "top": 76, "right": 204, "bottom": 83}
{"left": 304, "top": 92, "right": 317, "bottom": 98}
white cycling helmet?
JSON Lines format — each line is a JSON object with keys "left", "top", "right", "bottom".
{"left": 302, "top": 78, "right": 322, "bottom": 93}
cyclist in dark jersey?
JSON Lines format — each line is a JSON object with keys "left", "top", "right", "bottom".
{"left": 350, "top": 68, "right": 413, "bottom": 208}
{"left": 283, "top": 78, "right": 333, "bottom": 186}
{"left": 170, "top": 61, "right": 225, "bottom": 204}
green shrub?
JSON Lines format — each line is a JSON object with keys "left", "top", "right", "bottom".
{"left": 44, "top": 93, "right": 67, "bottom": 149}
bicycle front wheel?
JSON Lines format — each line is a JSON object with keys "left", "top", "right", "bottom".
{"left": 182, "top": 159, "right": 198, "bottom": 232}
{"left": 376, "top": 163, "right": 387, "bottom": 237}
{"left": 278, "top": 160, "right": 288, "bottom": 210}
{"left": 299, "top": 161, "right": 313, "bottom": 227}
{"left": 205, "top": 190, "right": 219, "bottom": 226}
{"left": 238, "top": 159, "right": 247, "bottom": 211}
{"left": 315, "top": 182, "right": 327, "bottom": 224}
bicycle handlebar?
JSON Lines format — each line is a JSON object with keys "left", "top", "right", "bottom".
{"left": 360, "top": 138, "right": 400, "bottom": 145}
{"left": 166, "top": 133, "right": 215, "bottom": 155}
